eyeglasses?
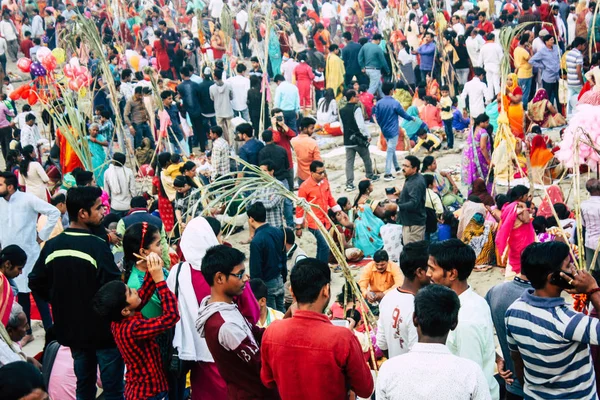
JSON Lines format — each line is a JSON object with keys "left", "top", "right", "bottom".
{"left": 228, "top": 270, "right": 246, "bottom": 280}
{"left": 314, "top": 170, "right": 326, "bottom": 175}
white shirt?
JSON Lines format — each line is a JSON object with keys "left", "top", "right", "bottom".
{"left": 281, "top": 59, "right": 299, "bottom": 82}
{"left": 376, "top": 343, "right": 491, "bottom": 400}
{"left": 20, "top": 123, "right": 43, "bottom": 155}
{"left": 446, "top": 287, "right": 499, "bottom": 400}
{"left": 226, "top": 74, "right": 250, "bottom": 111}
{"left": 0, "top": 20, "right": 17, "bottom": 41}
{"left": 461, "top": 77, "right": 488, "bottom": 118}
{"left": 466, "top": 35, "right": 485, "bottom": 67}
{"left": 380, "top": 223, "right": 402, "bottom": 263}
{"left": 209, "top": 0, "right": 224, "bottom": 19}
{"left": 0, "top": 37, "right": 7, "bottom": 56}
{"left": 237, "top": 9, "right": 249, "bottom": 33}
{"left": 103, "top": 164, "right": 136, "bottom": 211}
{"left": 339, "top": 3, "right": 351, "bottom": 21}
{"left": 478, "top": 41, "right": 503, "bottom": 73}
{"left": 378, "top": 8, "right": 392, "bottom": 32}
{"left": 582, "top": 196, "right": 600, "bottom": 249}
{"left": 532, "top": 36, "right": 545, "bottom": 54}
{"left": 31, "top": 14, "right": 44, "bottom": 38}
{"left": 376, "top": 289, "right": 417, "bottom": 358}
{"left": 452, "top": 22, "right": 465, "bottom": 36}
{"left": 0, "top": 191, "right": 60, "bottom": 292}
{"left": 321, "top": 2, "right": 337, "bottom": 19}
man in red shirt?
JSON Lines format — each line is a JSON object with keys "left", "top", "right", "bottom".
{"left": 295, "top": 160, "right": 341, "bottom": 262}
{"left": 20, "top": 31, "right": 33, "bottom": 59}
{"left": 261, "top": 258, "right": 374, "bottom": 399}
{"left": 477, "top": 12, "right": 494, "bottom": 34}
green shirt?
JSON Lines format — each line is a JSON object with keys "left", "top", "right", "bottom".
{"left": 127, "top": 267, "right": 170, "bottom": 318}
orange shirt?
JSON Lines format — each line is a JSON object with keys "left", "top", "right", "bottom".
{"left": 296, "top": 176, "right": 340, "bottom": 230}
{"left": 358, "top": 261, "right": 403, "bottom": 297}
{"left": 290, "top": 134, "right": 321, "bottom": 181}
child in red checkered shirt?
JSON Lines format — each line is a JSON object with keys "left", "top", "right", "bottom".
{"left": 93, "top": 222, "right": 179, "bottom": 400}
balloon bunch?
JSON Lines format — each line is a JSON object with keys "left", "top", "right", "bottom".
{"left": 9, "top": 84, "right": 40, "bottom": 105}
{"left": 63, "top": 58, "right": 93, "bottom": 92}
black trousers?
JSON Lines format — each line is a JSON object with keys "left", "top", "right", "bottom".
{"left": 0, "top": 125, "right": 12, "bottom": 162}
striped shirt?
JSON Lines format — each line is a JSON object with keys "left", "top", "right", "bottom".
{"left": 566, "top": 48, "right": 584, "bottom": 87}
{"left": 581, "top": 196, "right": 600, "bottom": 249}
{"left": 505, "top": 289, "right": 599, "bottom": 400}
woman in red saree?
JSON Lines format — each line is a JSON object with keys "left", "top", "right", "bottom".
{"left": 530, "top": 134, "right": 556, "bottom": 184}
{"left": 0, "top": 245, "right": 27, "bottom": 327}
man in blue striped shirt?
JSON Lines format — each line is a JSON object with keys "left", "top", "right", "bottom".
{"left": 506, "top": 242, "right": 600, "bottom": 400}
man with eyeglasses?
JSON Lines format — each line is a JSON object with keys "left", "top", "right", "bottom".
{"left": 395, "top": 155, "right": 426, "bottom": 244}
{"left": 197, "top": 245, "right": 280, "bottom": 400}
{"left": 296, "top": 160, "right": 341, "bottom": 263}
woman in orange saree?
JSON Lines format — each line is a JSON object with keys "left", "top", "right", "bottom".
{"left": 56, "top": 128, "right": 84, "bottom": 175}
{"left": 502, "top": 73, "right": 524, "bottom": 139}
{"left": 530, "top": 134, "right": 556, "bottom": 184}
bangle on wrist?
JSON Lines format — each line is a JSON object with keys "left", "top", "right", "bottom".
{"left": 588, "top": 287, "right": 600, "bottom": 296}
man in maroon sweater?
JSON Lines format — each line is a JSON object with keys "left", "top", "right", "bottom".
{"left": 260, "top": 258, "right": 374, "bottom": 399}
{"left": 196, "top": 245, "right": 279, "bottom": 399}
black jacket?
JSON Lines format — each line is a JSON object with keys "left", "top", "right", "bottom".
{"left": 177, "top": 80, "right": 204, "bottom": 119}
{"left": 341, "top": 41, "right": 362, "bottom": 77}
{"left": 198, "top": 79, "right": 216, "bottom": 115}
{"left": 28, "top": 228, "right": 122, "bottom": 350}
{"left": 397, "top": 173, "right": 427, "bottom": 226}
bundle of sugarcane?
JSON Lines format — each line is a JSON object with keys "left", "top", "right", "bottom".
{"left": 68, "top": 15, "right": 137, "bottom": 166}
{"left": 197, "top": 158, "right": 380, "bottom": 370}
{"left": 248, "top": 6, "right": 274, "bottom": 134}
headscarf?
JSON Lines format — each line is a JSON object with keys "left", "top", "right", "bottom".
{"left": 537, "top": 185, "right": 565, "bottom": 218}
{"left": 530, "top": 134, "right": 554, "bottom": 168}
{"left": 180, "top": 216, "right": 219, "bottom": 267}
{"left": 470, "top": 178, "right": 495, "bottom": 206}
{"left": 532, "top": 88, "right": 549, "bottom": 103}
{"left": 495, "top": 201, "right": 536, "bottom": 273}
{"left": 503, "top": 73, "right": 519, "bottom": 111}
{"left": 457, "top": 200, "right": 488, "bottom": 240}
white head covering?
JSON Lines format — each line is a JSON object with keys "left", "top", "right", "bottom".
{"left": 180, "top": 216, "right": 219, "bottom": 267}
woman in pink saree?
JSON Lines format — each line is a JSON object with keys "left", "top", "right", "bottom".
{"left": 495, "top": 200, "right": 535, "bottom": 276}
{"left": 0, "top": 245, "right": 27, "bottom": 327}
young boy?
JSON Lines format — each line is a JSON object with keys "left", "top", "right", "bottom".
{"left": 20, "top": 31, "right": 34, "bottom": 59}
{"left": 92, "top": 252, "right": 179, "bottom": 400}
{"left": 412, "top": 127, "right": 442, "bottom": 154}
{"left": 313, "top": 65, "right": 325, "bottom": 106}
{"left": 440, "top": 85, "right": 454, "bottom": 149}
{"left": 358, "top": 84, "right": 375, "bottom": 120}
{"left": 196, "top": 245, "right": 279, "bottom": 399}
{"left": 249, "top": 278, "right": 284, "bottom": 328}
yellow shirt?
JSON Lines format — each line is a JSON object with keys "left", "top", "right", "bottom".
{"left": 358, "top": 261, "right": 403, "bottom": 297}
{"left": 514, "top": 46, "right": 533, "bottom": 79}
{"left": 440, "top": 96, "right": 453, "bottom": 120}
{"left": 412, "top": 133, "right": 442, "bottom": 152}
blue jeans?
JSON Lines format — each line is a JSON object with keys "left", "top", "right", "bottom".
{"left": 420, "top": 69, "right": 431, "bottom": 82}
{"left": 133, "top": 122, "right": 154, "bottom": 149}
{"left": 542, "top": 80, "right": 559, "bottom": 108}
{"left": 264, "top": 276, "right": 285, "bottom": 313}
{"left": 71, "top": 347, "right": 124, "bottom": 400}
{"left": 309, "top": 228, "right": 329, "bottom": 263}
{"left": 282, "top": 110, "right": 298, "bottom": 133}
{"left": 233, "top": 108, "right": 250, "bottom": 122}
{"left": 518, "top": 77, "right": 532, "bottom": 110}
{"left": 385, "top": 135, "right": 399, "bottom": 175}
{"left": 280, "top": 178, "right": 294, "bottom": 227}
{"left": 365, "top": 68, "right": 383, "bottom": 97}
{"left": 189, "top": 114, "right": 206, "bottom": 152}
{"left": 443, "top": 119, "right": 454, "bottom": 149}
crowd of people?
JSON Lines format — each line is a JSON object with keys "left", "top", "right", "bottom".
{"left": 2, "top": 0, "right": 600, "bottom": 398}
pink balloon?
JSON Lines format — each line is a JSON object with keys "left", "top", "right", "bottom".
{"left": 17, "top": 57, "right": 32, "bottom": 73}
{"left": 69, "top": 57, "right": 80, "bottom": 68}
{"left": 63, "top": 64, "right": 75, "bottom": 78}
{"left": 36, "top": 47, "right": 51, "bottom": 62}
